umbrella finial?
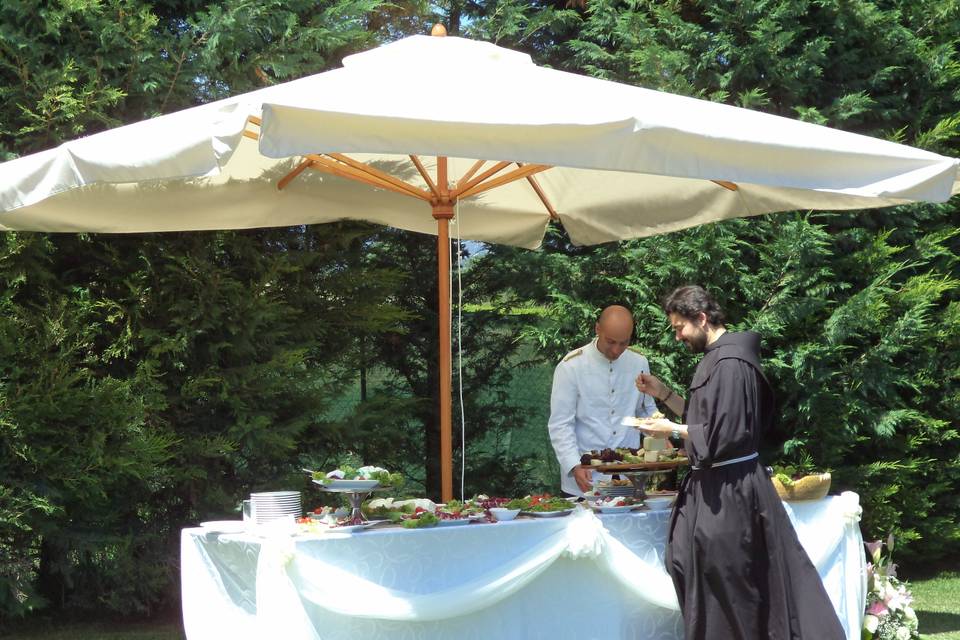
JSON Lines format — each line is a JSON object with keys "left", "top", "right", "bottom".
{"left": 430, "top": 24, "right": 447, "bottom": 37}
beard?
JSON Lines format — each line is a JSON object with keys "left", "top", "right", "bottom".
{"left": 684, "top": 330, "right": 708, "bottom": 353}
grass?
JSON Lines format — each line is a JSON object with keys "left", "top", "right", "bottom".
{"left": 3, "top": 618, "right": 184, "bottom": 640}
{"left": 3, "top": 570, "right": 958, "bottom": 639}
{"left": 913, "top": 570, "right": 960, "bottom": 640}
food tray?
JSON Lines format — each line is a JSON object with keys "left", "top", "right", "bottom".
{"left": 520, "top": 509, "right": 574, "bottom": 518}
{"left": 590, "top": 459, "right": 688, "bottom": 473}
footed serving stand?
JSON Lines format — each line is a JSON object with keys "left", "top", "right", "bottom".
{"left": 592, "top": 460, "right": 687, "bottom": 502}
{"left": 310, "top": 481, "right": 388, "bottom": 522}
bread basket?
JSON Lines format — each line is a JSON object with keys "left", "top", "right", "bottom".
{"left": 772, "top": 472, "right": 831, "bottom": 501}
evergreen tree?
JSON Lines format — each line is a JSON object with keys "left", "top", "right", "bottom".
{"left": 462, "top": 0, "right": 960, "bottom": 566}
{"left": 0, "top": 0, "right": 418, "bottom": 618}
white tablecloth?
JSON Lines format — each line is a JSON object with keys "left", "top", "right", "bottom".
{"left": 181, "top": 492, "right": 865, "bottom": 640}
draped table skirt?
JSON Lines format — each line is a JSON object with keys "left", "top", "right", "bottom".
{"left": 181, "top": 492, "right": 865, "bottom": 640}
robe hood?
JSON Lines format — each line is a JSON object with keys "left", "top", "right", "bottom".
{"left": 689, "top": 330, "right": 767, "bottom": 391}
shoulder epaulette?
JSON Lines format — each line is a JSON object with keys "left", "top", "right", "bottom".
{"left": 562, "top": 348, "right": 583, "bottom": 362}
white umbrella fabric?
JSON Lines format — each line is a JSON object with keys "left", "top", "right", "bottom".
{"left": 2, "top": 30, "right": 958, "bottom": 499}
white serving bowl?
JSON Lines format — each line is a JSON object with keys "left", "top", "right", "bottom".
{"left": 489, "top": 507, "right": 521, "bottom": 521}
{"left": 645, "top": 496, "right": 675, "bottom": 511}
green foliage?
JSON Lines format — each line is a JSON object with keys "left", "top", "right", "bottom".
{"left": 476, "top": 208, "right": 960, "bottom": 567}
{"left": 0, "top": 0, "right": 385, "bottom": 157}
{"left": 351, "top": 229, "right": 536, "bottom": 499}
{"left": 0, "top": 484, "right": 57, "bottom": 617}
{"left": 0, "top": 222, "right": 421, "bottom": 617}
{"left": 460, "top": 0, "right": 960, "bottom": 569}
{"left": 0, "top": 0, "right": 409, "bottom": 620}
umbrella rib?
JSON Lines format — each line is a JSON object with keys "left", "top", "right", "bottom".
{"left": 409, "top": 155, "right": 441, "bottom": 200}
{"left": 457, "top": 160, "right": 487, "bottom": 188}
{"left": 523, "top": 171, "right": 559, "bottom": 220}
{"left": 277, "top": 159, "right": 314, "bottom": 190}
{"left": 457, "top": 164, "right": 552, "bottom": 199}
{"left": 304, "top": 154, "right": 430, "bottom": 201}
{"left": 243, "top": 115, "right": 262, "bottom": 140}
{"left": 451, "top": 161, "right": 512, "bottom": 197}
{"left": 325, "top": 153, "right": 433, "bottom": 201}
{"left": 712, "top": 180, "right": 739, "bottom": 191}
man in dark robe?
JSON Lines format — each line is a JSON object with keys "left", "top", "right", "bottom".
{"left": 636, "top": 285, "right": 845, "bottom": 640}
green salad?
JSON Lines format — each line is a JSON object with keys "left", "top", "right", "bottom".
{"left": 442, "top": 499, "right": 485, "bottom": 516}
{"left": 402, "top": 512, "right": 439, "bottom": 529}
{"left": 313, "top": 465, "right": 404, "bottom": 488}
{"left": 509, "top": 494, "right": 572, "bottom": 512}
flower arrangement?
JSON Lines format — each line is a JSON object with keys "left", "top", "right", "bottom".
{"left": 862, "top": 534, "right": 919, "bottom": 640}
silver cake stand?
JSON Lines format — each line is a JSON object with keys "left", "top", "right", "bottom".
{"left": 310, "top": 480, "right": 388, "bottom": 522}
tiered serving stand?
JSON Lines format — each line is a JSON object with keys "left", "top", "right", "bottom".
{"left": 304, "top": 472, "right": 389, "bottom": 523}
{"left": 591, "top": 458, "right": 688, "bottom": 501}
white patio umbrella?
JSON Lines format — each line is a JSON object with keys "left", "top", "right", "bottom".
{"left": 2, "top": 27, "right": 958, "bottom": 500}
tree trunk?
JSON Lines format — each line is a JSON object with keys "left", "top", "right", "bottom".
{"left": 359, "top": 334, "right": 367, "bottom": 402}
{"left": 36, "top": 537, "right": 65, "bottom": 609}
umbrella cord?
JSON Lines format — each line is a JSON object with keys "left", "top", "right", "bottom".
{"left": 453, "top": 199, "right": 466, "bottom": 502}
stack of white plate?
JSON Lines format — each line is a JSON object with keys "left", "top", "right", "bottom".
{"left": 597, "top": 484, "right": 635, "bottom": 498}
{"left": 250, "top": 491, "right": 301, "bottom": 524}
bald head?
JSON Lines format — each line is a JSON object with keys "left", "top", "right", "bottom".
{"left": 595, "top": 305, "right": 634, "bottom": 361}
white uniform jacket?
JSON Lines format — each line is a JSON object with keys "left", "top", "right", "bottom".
{"left": 548, "top": 339, "right": 658, "bottom": 496}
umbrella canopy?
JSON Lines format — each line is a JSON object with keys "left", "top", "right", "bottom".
{"left": 2, "top": 30, "right": 958, "bottom": 500}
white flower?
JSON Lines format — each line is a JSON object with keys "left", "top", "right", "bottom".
{"left": 863, "top": 614, "right": 879, "bottom": 634}
{"left": 885, "top": 582, "right": 912, "bottom": 612}
{"left": 887, "top": 592, "right": 907, "bottom": 611}
{"left": 904, "top": 606, "right": 918, "bottom": 630}
{"left": 895, "top": 625, "right": 911, "bottom": 640}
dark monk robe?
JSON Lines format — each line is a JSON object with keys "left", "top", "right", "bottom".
{"left": 665, "top": 331, "right": 845, "bottom": 640}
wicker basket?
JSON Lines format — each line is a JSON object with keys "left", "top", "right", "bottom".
{"left": 772, "top": 472, "right": 831, "bottom": 501}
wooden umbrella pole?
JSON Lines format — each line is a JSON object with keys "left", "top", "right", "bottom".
{"left": 433, "top": 201, "right": 454, "bottom": 503}
{"left": 435, "top": 154, "right": 453, "bottom": 503}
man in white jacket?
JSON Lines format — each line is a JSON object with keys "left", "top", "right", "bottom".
{"left": 548, "top": 305, "right": 658, "bottom": 496}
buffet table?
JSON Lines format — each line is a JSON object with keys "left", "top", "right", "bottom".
{"left": 181, "top": 492, "right": 865, "bottom": 640}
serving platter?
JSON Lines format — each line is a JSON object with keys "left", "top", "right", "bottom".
{"left": 593, "top": 504, "right": 638, "bottom": 514}
{"left": 520, "top": 509, "right": 574, "bottom": 518}
{"left": 436, "top": 518, "right": 474, "bottom": 527}
{"left": 313, "top": 479, "right": 380, "bottom": 491}
{"left": 322, "top": 522, "right": 377, "bottom": 533}
{"left": 437, "top": 513, "right": 485, "bottom": 525}
{"left": 590, "top": 459, "right": 687, "bottom": 473}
